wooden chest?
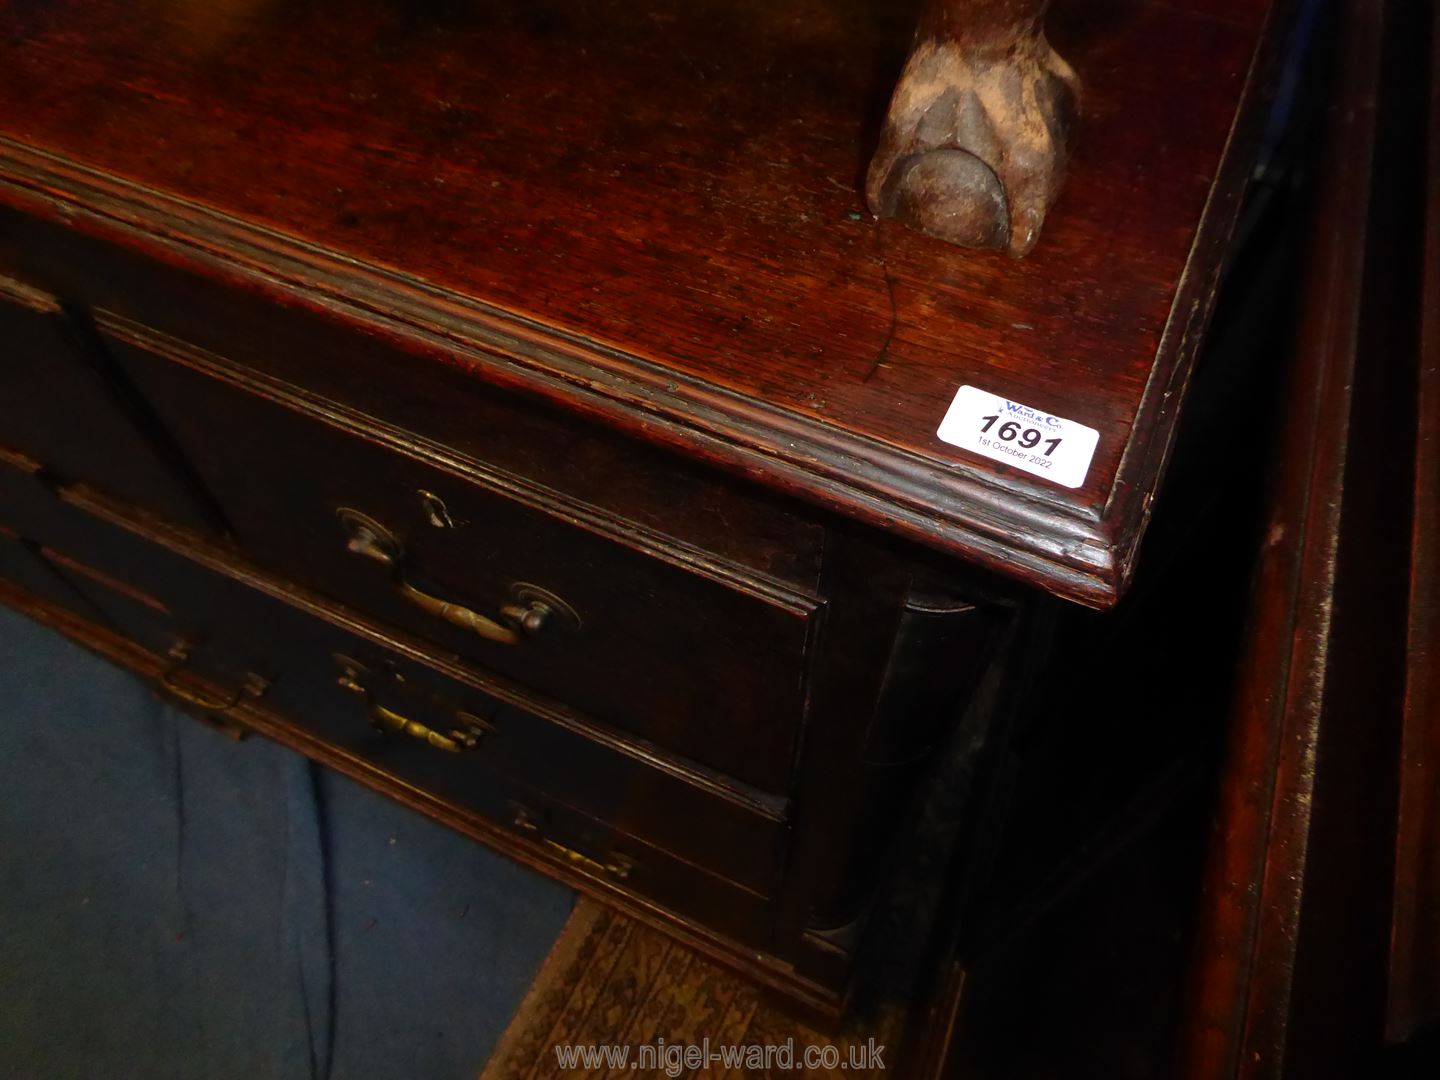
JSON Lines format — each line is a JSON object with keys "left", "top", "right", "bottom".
{"left": 0, "top": 0, "right": 1283, "bottom": 1015}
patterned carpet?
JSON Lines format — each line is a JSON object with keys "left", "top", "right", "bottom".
{"left": 482, "top": 900, "right": 899, "bottom": 1079}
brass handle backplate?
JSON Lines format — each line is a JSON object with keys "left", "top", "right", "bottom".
{"left": 335, "top": 655, "right": 493, "bottom": 753}
{"left": 511, "top": 805, "right": 634, "bottom": 881}
{"left": 161, "top": 641, "right": 269, "bottom": 712}
{"left": 336, "top": 507, "right": 579, "bottom": 645}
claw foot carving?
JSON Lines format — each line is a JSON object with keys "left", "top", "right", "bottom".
{"left": 867, "top": 24, "right": 1079, "bottom": 257}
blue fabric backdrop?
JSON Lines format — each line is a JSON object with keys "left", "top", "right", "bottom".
{"left": 0, "top": 605, "right": 573, "bottom": 1080}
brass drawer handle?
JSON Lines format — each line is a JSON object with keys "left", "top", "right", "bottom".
{"left": 512, "top": 805, "right": 634, "bottom": 881}
{"left": 335, "top": 655, "right": 493, "bottom": 753}
{"left": 161, "top": 641, "right": 269, "bottom": 712}
{"left": 336, "top": 508, "right": 579, "bottom": 645}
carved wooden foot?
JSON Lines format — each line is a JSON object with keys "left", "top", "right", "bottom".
{"left": 867, "top": 0, "right": 1079, "bottom": 256}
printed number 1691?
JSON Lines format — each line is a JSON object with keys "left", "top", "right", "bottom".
{"left": 980, "top": 415, "right": 1063, "bottom": 456}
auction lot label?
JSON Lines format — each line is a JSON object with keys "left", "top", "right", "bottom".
{"left": 937, "top": 386, "right": 1099, "bottom": 489}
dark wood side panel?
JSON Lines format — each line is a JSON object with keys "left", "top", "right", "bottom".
{"left": 1387, "top": 0, "right": 1440, "bottom": 1046}
{"left": 1179, "top": 1, "right": 1422, "bottom": 1074}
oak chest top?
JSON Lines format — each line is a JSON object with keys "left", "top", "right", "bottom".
{"left": 0, "top": 0, "right": 1280, "bottom": 605}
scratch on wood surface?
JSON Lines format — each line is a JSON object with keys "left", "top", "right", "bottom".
{"left": 864, "top": 224, "right": 899, "bottom": 383}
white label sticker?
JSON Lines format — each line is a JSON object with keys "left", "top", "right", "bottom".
{"left": 936, "top": 386, "right": 1099, "bottom": 489}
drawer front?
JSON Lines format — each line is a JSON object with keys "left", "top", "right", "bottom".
{"left": 0, "top": 276, "right": 216, "bottom": 533}
{"left": 0, "top": 521, "right": 89, "bottom": 615}
{"left": 14, "top": 482, "right": 786, "bottom": 900}
{"left": 310, "top": 646, "right": 786, "bottom": 896}
{"left": 0, "top": 209, "right": 826, "bottom": 592}
{"left": 106, "top": 329, "right": 818, "bottom": 793}
{"left": 0, "top": 452, "right": 157, "bottom": 630}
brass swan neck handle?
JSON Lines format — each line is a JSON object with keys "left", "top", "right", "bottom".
{"left": 336, "top": 507, "right": 579, "bottom": 645}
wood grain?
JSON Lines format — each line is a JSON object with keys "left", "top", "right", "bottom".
{"left": 0, "top": 0, "right": 1283, "bottom": 605}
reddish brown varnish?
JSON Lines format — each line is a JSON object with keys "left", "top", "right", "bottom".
{"left": 0, "top": 0, "right": 1279, "bottom": 606}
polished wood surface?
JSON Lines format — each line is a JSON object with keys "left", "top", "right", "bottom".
{"left": 0, "top": 0, "right": 1281, "bottom": 605}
